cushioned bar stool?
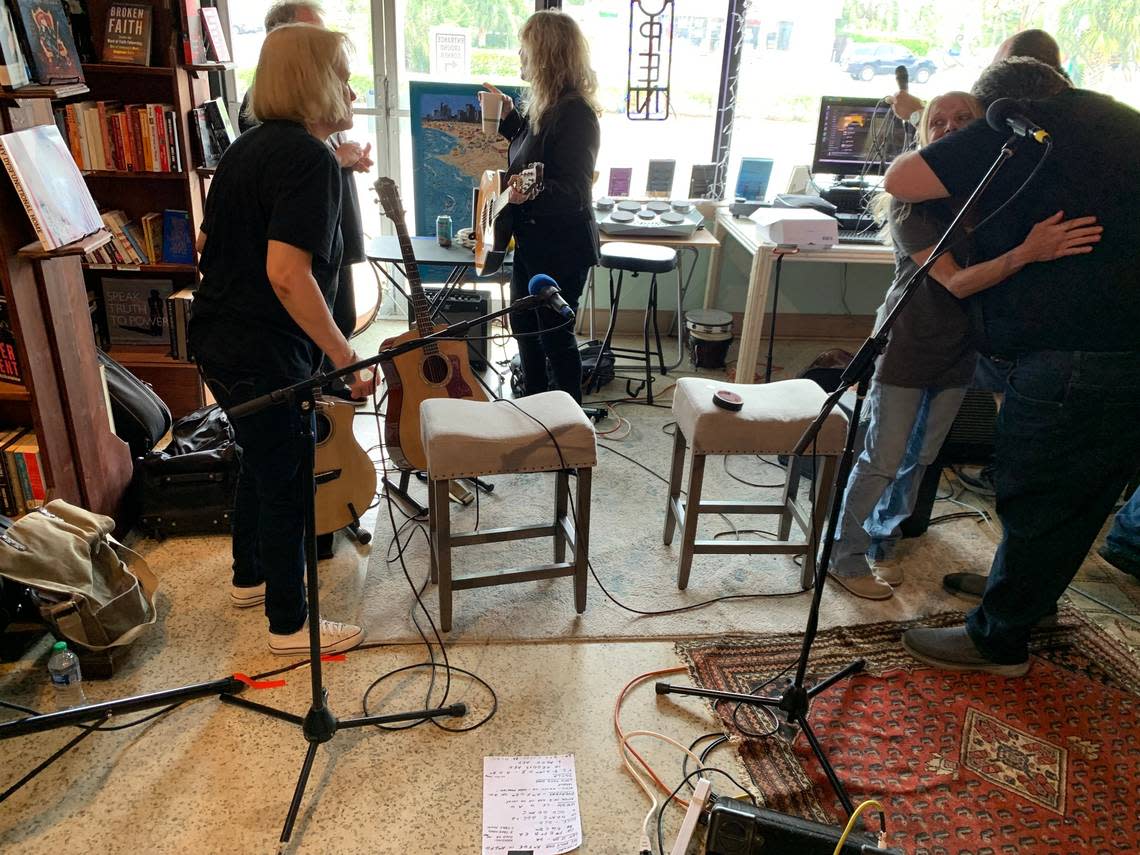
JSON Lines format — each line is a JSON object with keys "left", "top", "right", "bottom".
{"left": 596, "top": 241, "right": 678, "bottom": 404}
{"left": 420, "top": 391, "right": 596, "bottom": 632}
{"left": 663, "top": 377, "right": 848, "bottom": 590}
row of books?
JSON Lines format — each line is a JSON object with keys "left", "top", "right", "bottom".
{"left": 85, "top": 209, "right": 195, "bottom": 267}
{"left": 187, "top": 99, "right": 237, "bottom": 169}
{"left": 167, "top": 288, "right": 194, "bottom": 360}
{"left": 54, "top": 101, "right": 184, "bottom": 174}
{"left": 0, "top": 427, "right": 45, "bottom": 516}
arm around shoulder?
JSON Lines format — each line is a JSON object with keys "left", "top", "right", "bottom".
{"left": 883, "top": 151, "right": 950, "bottom": 202}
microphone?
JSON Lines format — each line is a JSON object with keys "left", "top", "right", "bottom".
{"left": 986, "top": 98, "right": 1051, "bottom": 144}
{"left": 894, "top": 65, "right": 908, "bottom": 92}
{"left": 527, "top": 273, "right": 575, "bottom": 320}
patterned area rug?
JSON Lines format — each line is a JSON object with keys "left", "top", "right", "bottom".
{"left": 678, "top": 609, "right": 1140, "bottom": 854}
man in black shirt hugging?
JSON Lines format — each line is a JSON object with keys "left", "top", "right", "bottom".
{"left": 883, "top": 58, "right": 1140, "bottom": 675}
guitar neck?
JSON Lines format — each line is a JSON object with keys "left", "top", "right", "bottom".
{"left": 392, "top": 223, "right": 438, "bottom": 348}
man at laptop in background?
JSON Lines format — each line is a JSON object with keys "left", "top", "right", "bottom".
{"left": 882, "top": 57, "right": 1140, "bottom": 675}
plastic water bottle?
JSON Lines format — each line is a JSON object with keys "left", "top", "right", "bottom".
{"left": 47, "top": 641, "right": 87, "bottom": 709}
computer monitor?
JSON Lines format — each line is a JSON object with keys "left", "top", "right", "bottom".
{"left": 811, "top": 95, "right": 914, "bottom": 178}
{"left": 735, "top": 157, "right": 774, "bottom": 202}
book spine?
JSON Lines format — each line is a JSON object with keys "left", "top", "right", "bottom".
{"left": 97, "top": 101, "right": 114, "bottom": 171}
{"left": 153, "top": 105, "right": 169, "bottom": 172}
{"left": 0, "top": 143, "right": 50, "bottom": 249}
{"left": 65, "top": 104, "right": 83, "bottom": 167}
{"left": 22, "top": 450, "right": 44, "bottom": 504}
{"left": 164, "top": 109, "right": 181, "bottom": 172}
{"left": 3, "top": 450, "right": 24, "bottom": 515}
{"left": 12, "top": 450, "right": 32, "bottom": 511}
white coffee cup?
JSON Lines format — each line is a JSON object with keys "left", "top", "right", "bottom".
{"left": 478, "top": 91, "right": 502, "bottom": 136}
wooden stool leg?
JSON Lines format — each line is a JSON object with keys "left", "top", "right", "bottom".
{"left": 432, "top": 478, "right": 454, "bottom": 632}
{"left": 677, "top": 451, "right": 706, "bottom": 590}
{"left": 428, "top": 475, "right": 439, "bottom": 584}
{"left": 573, "top": 467, "right": 592, "bottom": 614}
{"left": 663, "top": 428, "right": 686, "bottom": 545}
{"left": 778, "top": 456, "right": 798, "bottom": 541}
{"left": 554, "top": 469, "right": 569, "bottom": 563}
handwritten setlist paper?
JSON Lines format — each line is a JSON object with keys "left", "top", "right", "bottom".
{"left": 482, "top": 755, "right": 582, "bottom": 855}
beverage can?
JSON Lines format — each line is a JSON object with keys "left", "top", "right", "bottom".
{"left": 436, "top": 214, "right": 453, "bottom": 248}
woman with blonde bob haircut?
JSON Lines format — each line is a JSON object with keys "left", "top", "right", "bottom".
{"left": 830, "top": 90, "right": 1101, "bottom": 601}
{"left": 482, "top": 10, "right": 601, "bottom": 400}
{"left": 190, "top": 23, "right": 373, "bottom": 656}
{"left": 249, "top": 23, "right": 353, "bottom": 130}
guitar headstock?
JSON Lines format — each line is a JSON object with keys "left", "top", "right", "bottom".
{"left": 375, "top": 177, "right": 405, "bottom": 224}
{"left": 510, "top": 162, "right": 545, "bottom": 199}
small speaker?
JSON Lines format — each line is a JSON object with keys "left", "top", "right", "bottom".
{"left": 407, "top": 287, "right": 491, "bottom": 370}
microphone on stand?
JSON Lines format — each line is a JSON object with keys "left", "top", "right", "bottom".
{"left": 986, "top": 98, "right": 1051, "bottom": 144}
{"left": 527, "top": 273, "right": 575, "bottom": 320}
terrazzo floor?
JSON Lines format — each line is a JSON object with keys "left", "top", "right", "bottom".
{"left": 1, "top": 328, "right": 1137, "bottom": 854}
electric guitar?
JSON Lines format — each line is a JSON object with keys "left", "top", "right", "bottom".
{"left": 374, "top": 177, "right": 487, "bottom": 472}
{"left": 314, "top": 397, "right": 376, "bottom": 537}
{"left": 473, "top": 163, "right": 544, "bottom": 276}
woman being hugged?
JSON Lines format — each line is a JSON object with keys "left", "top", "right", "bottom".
{"left": 190, "top": 24, "right": 373, "bottom": 654}
{"left": 484, "top": 10, "right": 601, "bottom": 402}
{"left": 831, "top": 91, "right": 1101, "bottom": 600}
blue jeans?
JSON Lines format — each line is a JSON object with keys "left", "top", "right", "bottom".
{"left": 833, "top": 381, "right": 967, "bottom": 577}
{"left": 1106, "top": 487, "right": 1140, "bottom": 568}
{"left": 865, "top": 404, "right": 927, "bottom": 560}
{"left": 199, "top": 363, "right": 312, "bottom": 635}
{"left": 967, "top": 351, "right": 1140, "bottom": 663}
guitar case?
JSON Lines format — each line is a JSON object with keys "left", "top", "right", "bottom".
{"left": 137, "top": 405, "right": 238, "bottom": 539}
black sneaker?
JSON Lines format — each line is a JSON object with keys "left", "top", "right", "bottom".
{"left": 955, "top": 465, "right": 995, "bottom": 497}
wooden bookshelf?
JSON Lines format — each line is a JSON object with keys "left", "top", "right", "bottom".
{"left": 83, "top": 170, "right": 188, "bottom": 180}
{"left": 71, "top": 0, "right": 211, "bottom": 418}
{"left": 82, "top": 63, "right": 175, "bottom": 78}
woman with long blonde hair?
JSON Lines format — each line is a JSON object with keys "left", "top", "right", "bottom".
{"left": 831, "top": 91, "right": 1101, "bottom": 600}
{"left": 483, "top": 10, "right": 601, "bottom": 401}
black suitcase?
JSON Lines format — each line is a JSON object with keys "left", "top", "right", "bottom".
{"left": 137, "top": 405, "right": 237, "bottom": 539}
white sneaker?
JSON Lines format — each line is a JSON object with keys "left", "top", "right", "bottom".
{"left": 869, "top": 558, "right": 903, "bottom": 586}
{"left": 230, "top": 582, "right": 266, "bottom": 608}
{"left": 268, "top": 618, "right": 364, "bottom": 656}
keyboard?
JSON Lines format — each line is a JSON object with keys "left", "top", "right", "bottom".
{"left": 837, "top": 228, "right": 884, "bottom": 245}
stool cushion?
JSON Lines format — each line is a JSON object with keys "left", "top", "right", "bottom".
{"left": 672, "top": 377, "right": 847, "bottom": 456}
{"left": 599, "top": 241, "right": 678, "bottom": 274}
{"left": 421, "top": 391, "right": 597, "bottom": 480}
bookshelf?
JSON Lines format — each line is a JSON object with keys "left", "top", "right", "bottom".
{"left": 73, "top": 0, "right": 212, "bottom": 419}
{"left": 0, "top": 0, "right": 227, "bottom": 519}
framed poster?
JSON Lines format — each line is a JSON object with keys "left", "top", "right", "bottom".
{"left": 408, "top": 80, "right": 523, "bottom": 280}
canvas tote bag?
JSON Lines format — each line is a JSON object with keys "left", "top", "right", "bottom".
{"left": 0, "top": 500, "right": 158, "bottom": 650}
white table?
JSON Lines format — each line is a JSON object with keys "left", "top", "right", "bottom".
{"left": 702, "top": 210, "right": 895, "bottom": 382}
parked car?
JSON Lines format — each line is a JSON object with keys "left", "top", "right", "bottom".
{"left": 844, "top": 42, "right": 936, "bottom": 84}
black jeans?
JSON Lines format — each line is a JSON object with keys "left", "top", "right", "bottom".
{"left": 509, "top": 249, "right": 587, "bottom": 402}
{"left": 199, "top": 362, "right": 312, "bottom": 635}
{"left": 967, "top": 350, "right": 1140, "bottom": 662}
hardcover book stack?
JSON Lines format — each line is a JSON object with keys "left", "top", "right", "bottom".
{"left": 53, "top": 100, "right": 183, "bottom": 172}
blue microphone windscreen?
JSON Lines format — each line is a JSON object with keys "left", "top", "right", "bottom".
{"left": 528, "top": 273, "right": 558, "bottom": 295}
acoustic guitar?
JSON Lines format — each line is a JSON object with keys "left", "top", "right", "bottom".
{"left": 375, "top": 177, "right": 487, "bottom": 472}
{"left": 473, "top": 163, "right": 544, "bottom": 276}
{"left": 314, "top": 397, "right": 376, "bottom": 537}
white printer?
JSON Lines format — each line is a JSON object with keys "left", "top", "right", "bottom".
{"left": 748, "top": 206, "right": 838, "bottom": 249}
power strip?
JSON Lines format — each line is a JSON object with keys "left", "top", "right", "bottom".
{"left": 670, "top": 778, "right": 712, "bottom": 855}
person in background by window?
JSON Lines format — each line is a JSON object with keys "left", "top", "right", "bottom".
{"left": 830, "top": 91, "right": 1101, "bottom": 601}
{"left": 238, "top": 1, "right": 374, "bottom": 405}
{"left": 482, "top": 9, "right": 600, "bottom": 403}
{"left": 191, "top": 24, "right": 374, "bottom": 656}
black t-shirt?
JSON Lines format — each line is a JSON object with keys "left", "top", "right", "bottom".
{"left": 919, "top": 89, "right": 1140, "bottom": 355}
{"left": 190, "top": 120, "right": 343, "bottom": 379}
{"left": 875, "top": 199, "right": 977, "bottom": 388}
